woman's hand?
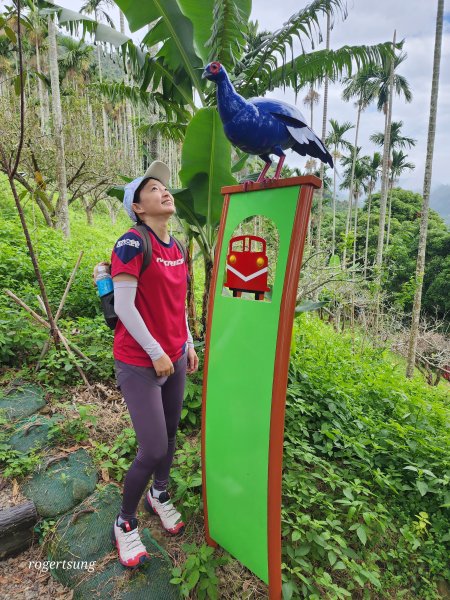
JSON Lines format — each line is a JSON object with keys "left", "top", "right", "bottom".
{"left": 153, "top": 353, "right": 174, "bottom": 377}
{"left": 186, "top": 347, "right": 199, "bottom": 374}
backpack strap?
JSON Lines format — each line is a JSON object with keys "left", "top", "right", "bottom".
{"left": 132, "top": 225, "right": 187, "bottom": 274}
{"left": 172, "top": 236, "right": 188, "bottom": 264}
{"left": 132, "top": 224, "right": 152, "bottom": 275}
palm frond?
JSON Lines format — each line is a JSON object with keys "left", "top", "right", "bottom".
{"left": 138, "top": 121, "right": 187, "bottom": 144}
{"left": 237, "top": 0, "right": 347, "bottom": 91}
{"left": 88, "top": 81, "right": 191, "bottom": 122}
{"left": 237, "top": 42, "right": 399, "bottom": 97}
{"left": 205, "top": 0, "right": 249, "bottom": 70}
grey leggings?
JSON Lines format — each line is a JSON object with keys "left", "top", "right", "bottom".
{"left": 114, "top": 350, "right": 187, "bottom": 520}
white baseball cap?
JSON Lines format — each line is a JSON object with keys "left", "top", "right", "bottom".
{"left": 123, "top": 161, "right": 171, "bottom": 222}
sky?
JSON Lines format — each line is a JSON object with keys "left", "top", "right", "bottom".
{"left": 23, "top": 1, "right": 450, "bottom": 194}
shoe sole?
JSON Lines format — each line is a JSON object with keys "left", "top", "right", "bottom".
{"left": 110, "top": 524, "right": 150, "bottom": 569}
{"left": 143, "top": 494, "right": 185, "bottom": 536}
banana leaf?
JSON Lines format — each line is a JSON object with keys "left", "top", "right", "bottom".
{"left": 179, "top": 107, "right": 237, "bottom": 230}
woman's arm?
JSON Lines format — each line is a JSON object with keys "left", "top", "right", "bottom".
{"left": 185, "top": 310, "right": 194, "bottom": 349}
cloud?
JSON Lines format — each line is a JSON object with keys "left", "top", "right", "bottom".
{"left": 251, "top": 0, "right": 450, "bottom": 192}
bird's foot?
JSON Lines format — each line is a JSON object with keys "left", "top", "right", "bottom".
{"left": 257, "top": 176, "right": 280, "bottom": 185}
{"left": 241, "top": 180, "right": 256, "bottom": 192}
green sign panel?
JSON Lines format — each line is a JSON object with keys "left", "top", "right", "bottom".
{"left": 202, "top": 178, "right": 319, "bottom": 596}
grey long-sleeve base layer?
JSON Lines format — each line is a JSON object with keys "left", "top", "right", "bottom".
{"left": 114, "top": 350, "right": 187, "bottom": 519}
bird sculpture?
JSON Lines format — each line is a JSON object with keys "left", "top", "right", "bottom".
{"left": 202, "top": 61, "right": 333, "bottom": 182}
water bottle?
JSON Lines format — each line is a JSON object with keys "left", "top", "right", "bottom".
{"left": 95, "top": 265, "right": 117, "bottom": 329}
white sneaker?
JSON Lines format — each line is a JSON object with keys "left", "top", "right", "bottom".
{"left": 144, "top": 488, "right": 185, "bottom": 535}
{"left": 111, "top": 515, "right": 150, "bottom": 568}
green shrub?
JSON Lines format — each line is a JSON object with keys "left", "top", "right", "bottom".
{"left": 91, "top": 427, "right": 137, "bottom": 482}
{"left": 281, "top": 314, "right": 450, "bottom": 599}
{"left": 170, "top": 542, "right": 230, "bottom": 599}
{"left": 0, "top": 443, "right": 43, "bottom": 478}
{"left": 47, "top": 404, "right": 97, "bottom": 445}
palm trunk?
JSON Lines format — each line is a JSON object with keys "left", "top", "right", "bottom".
{"left": 186, "top": 238, "right": 200, "bottom": 339}
{"left": 201, "top": 256, "right": 214, "bottom": 338}
{"left": 375, "top": 31, "right": 396, "bottom": 287}
{"left": 47, "top": 8, "right": 70, "bottom": 237}
{"left": 406, "top": 0, "right": 443, "bottom": 378}
{"left": 315, "top": 12, "right": 331, "bottom": 251}
{"left": 386, "top": 179, "right": 394, "bottom": 248}
{"left": 35, "top": 39, "right": 47, "bottom": 134}
{"left": 352, "top": 191, "right": 359, "bottom": 271}
{"left": 363, "top": 186, "right": 373, "bottom": 277}
{"left": 342, "top": 99, "right": 362, "bottom": 267}
{"left": 96, "top": 39, "right": 109, "bottom": 152}
{"left": 331, "top": 161, "right": 337, "bottom": 255}
{"left": 120, "top": 10, "right": 134, "bottom": 172}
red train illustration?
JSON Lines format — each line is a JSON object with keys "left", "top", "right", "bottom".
{"left": 223, "top": 235, "right": 270, "bottom": 301}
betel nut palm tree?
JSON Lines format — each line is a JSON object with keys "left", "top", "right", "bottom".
{"left": 407, "top": 0, "right": 444, "bottom": 378}
{"left": 325, "top": 118, "right": 354, "bottom": 256}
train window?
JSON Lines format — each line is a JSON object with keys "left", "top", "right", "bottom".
{"left": 221, "top": 215, "right": 279, "bottom": 303}
{"left": 251, "top": 239, "right": 263, "bottom": 252}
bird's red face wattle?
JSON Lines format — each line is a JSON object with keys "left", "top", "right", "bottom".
{"left": 210, "top": 61, "right": 221, "bottom": 74}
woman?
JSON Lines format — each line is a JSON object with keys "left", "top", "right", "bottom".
{"left": 108, "top": 160, "right": 198, "bottom": 568}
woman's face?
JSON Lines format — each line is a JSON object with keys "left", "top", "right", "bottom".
{"left": 132, "top": 178, "right": 175, "bottom": 219}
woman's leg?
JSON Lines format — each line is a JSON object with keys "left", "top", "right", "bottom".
{"left": 152, "top": 351, "right": 188, "bottom": 491}
{"left": 114, "top": 360, "right": 169, "bottom": 520}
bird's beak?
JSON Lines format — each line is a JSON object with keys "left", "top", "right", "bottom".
{"left": 201, "top": 70, "right": 208, "bottom": 79}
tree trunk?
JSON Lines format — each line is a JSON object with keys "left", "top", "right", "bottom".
{"left": 375, "top": 31, "right": 396, "bottom": 281}
{"left": 34, "top": 192, "right": 54, "bottom": 228}
{"left": 82, "top": 198, "right": 93, "bottom": 225}
{"left": 201, "top": 256, "right": 214, "bottom": 338}
{"left": 47, "top": 8, "right": 70, "bottom": 238}
{"left": 386, "top": 180, "right": 394, "bottom": 248}
{"left": 186, "top": 238, "right": 200, "bottom": 339}
{"left": 96, "top": 40, "right": 109, "bottom": 152}
{"left": 35, "top": 39, "right": 47, "bottom": 134}
{"left": 363, "top": 187, "right": 373, "bottom": 277}
{"left": 315, "top": 11, "right": 330, "bottom": 251}
{"left": 352, "top": 192, "right": 359, "bottom": 271}
{"left": 406, "top": 0, "right": 443, "bottom": 378}
{"left": 0, "top": 501, "right": 38, "bottom": 559}
{"left": 332, "top": 161, "right": 337, "bottom": 255}
{"left": 120, "top": 10, "right": 135, "bottom": 172}
{"left": 342, "top": 100, "right": 362, "bottom": 267}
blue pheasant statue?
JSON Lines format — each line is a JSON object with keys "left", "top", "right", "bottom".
{"left": 203, "top": 61, "right": 333, "bottom": 182}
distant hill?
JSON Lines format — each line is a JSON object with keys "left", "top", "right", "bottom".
{"left": 431, "top": 184, "right": 450, "bottom": 225}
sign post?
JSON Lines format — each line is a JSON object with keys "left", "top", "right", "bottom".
{"left": 201, "top": 176, "right": 321, "bottom": 599}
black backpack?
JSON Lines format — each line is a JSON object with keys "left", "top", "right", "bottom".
{"left": 100, "top": 225, "right": 188, "bottom": 330}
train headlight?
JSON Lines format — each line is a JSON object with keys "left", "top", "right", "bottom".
{"left": 229, "top": 254, "right": 237, "bottom": 264}
{"left": 256, "top": 257, "right": 265, "bottom": 267}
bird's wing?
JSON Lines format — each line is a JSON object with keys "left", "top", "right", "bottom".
{"left": 248, "top": 96, "right": 333, "bottom": 168}
{"left": 279, "top": 118, "right": 333, "bottom": 169}
{"left": 248, "top": 97, "right": 309, "bottom": 126}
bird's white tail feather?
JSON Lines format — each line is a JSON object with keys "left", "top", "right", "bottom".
{"left": 288, "top": 125, "right": 326, "bottom": 153}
